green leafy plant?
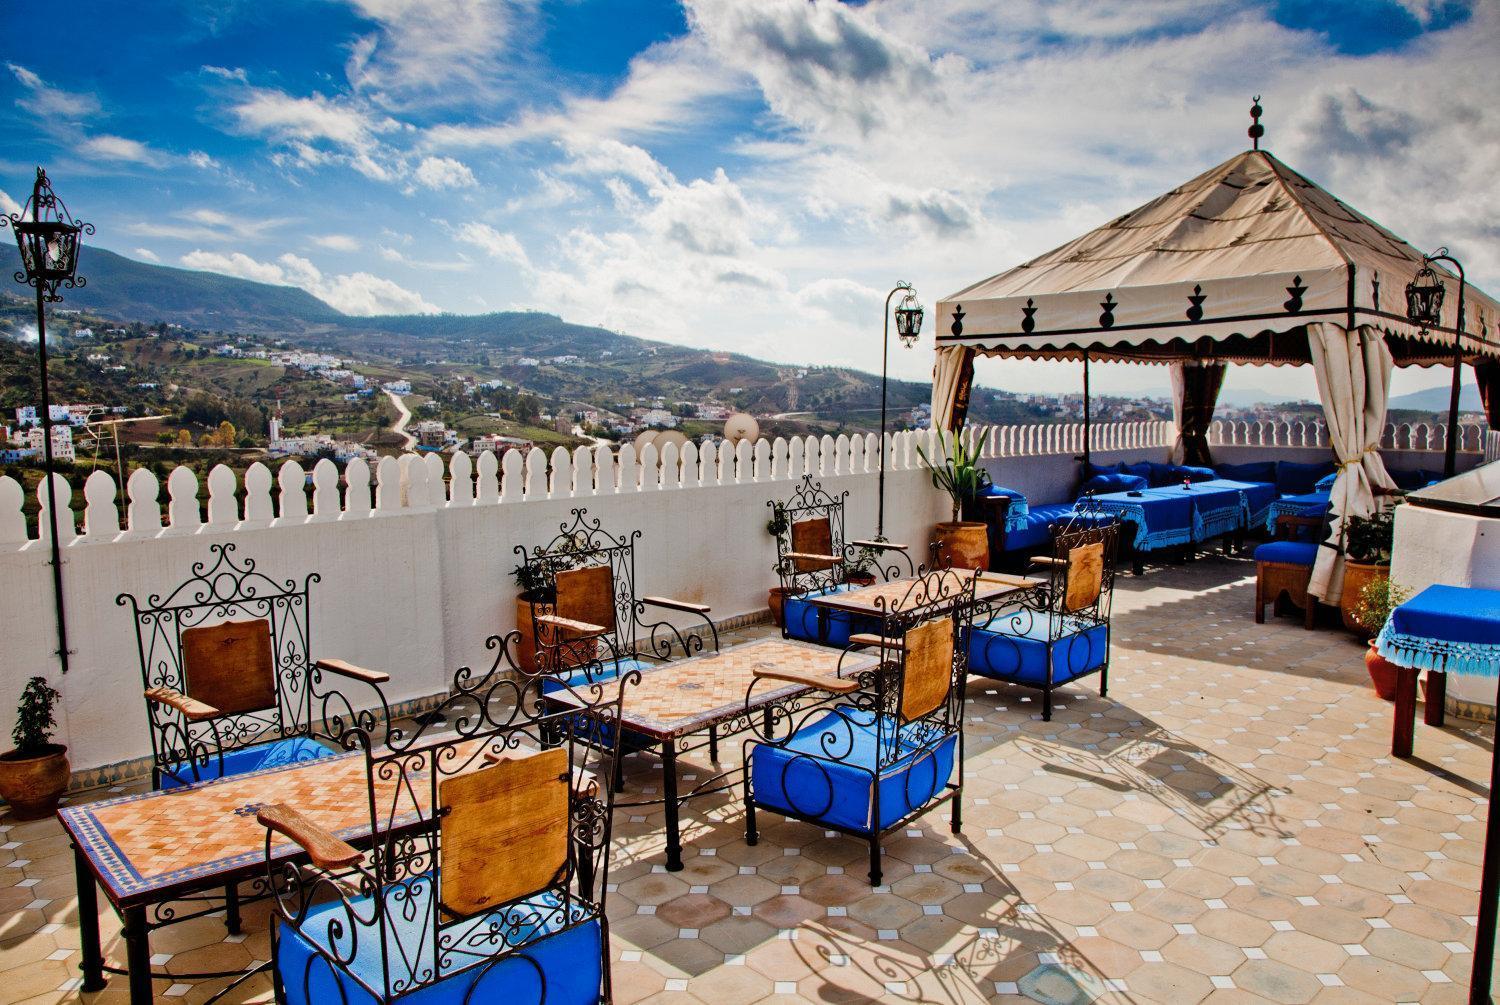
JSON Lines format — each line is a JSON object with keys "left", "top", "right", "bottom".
{"left": 12, "top": 677, "right": 60, "bottom": 756}
{"left": 846, "top": 545, "right": 880, "bottom": 578}
{"left": 1344, "top": 509, "right": 1396, "bottom": 565}
{"left": 766, "top": 503, "right": 789, "bottom": 539}
{"left": 915, "top": 428, "right": 991, "bottom": 523}
{"left": 1351, "top": 578, "right": 1410, "bottom": 636}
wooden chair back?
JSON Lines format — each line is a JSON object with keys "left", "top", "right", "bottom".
{"left": 556, "top": 564, "right": 617, "bottom": 633}
{"left": 1062, "top": 541, "right": 1105, "bottom": 614}
{"left": 790, "top": 517, "right": 836, "bottom": 573}
{"left": 180, "top": 618, "right": 277, "bottom": 717}
{"left": 439, "top": 747, "right": 569, "bottom": 917}
{"left": 900, "top": 618, "right": 954, "bottom": 723}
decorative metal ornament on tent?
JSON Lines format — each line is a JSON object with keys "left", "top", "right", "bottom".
{"left": 1405, "top": 259, "right": 1446, "bottom": 333}
{"left": 2, "top": 168, "right": 93, "bottom": 676}
{"left": 878, "top": 281, "right": 921, "bottom": 537}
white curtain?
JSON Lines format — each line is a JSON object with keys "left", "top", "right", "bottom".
{"left": 931, "top": 345, "right": 974, "bottom": 431}
{"left": 1308, "top": 322, "right": 1398, "bottom": 603}
{"left": 1168, "top": 362, "right": 1187, "bottom": 462}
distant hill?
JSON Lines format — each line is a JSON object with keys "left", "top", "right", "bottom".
{"left": 0, "top": 245, "right": 342, "bottom": 327}
{"left": 1387, "top": 383, "right": 1482, "bottom": 413}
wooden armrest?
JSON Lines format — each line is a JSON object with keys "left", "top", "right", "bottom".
{"left": 848, "top": 633, "right": 906, "bottom": 651}
{"left": 536, "top": 613, "right": 608, "bottom": 636}
{"left": 1029, "top": 556, "right": 1066, "bottom": 567}
{"left": 256, "top": 803, "right": 362, "bottom": 869}
{"left": 752, "top": 666, "right": 860, "bottom": 694}
{"left": 315, "top": 658, "right": 391, "bottom": 685}
{"left": 978, "top": 572, "right": 1042, "bottom": 588}
{"left": 849, "top": 539, "right": 908, "bottom": 552}
{"left": 145, "top": 687, "right": 219, "bottom": 723}
{"left": 785, "top": 551, "right": 843, "bottom": 563}
{"left": 643, "top": 596, "right": 712, "bottom": 615}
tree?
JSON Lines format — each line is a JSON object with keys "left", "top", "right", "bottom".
{"left": 176, "top": 429, "right": 193, "bottom": 447}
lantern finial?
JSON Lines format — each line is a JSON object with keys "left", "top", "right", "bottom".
{"left": 1248, "top": 96, "right": 1264, "bottom": 150}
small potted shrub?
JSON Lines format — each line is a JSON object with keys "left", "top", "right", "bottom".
{"left": 1339, "top": 509, "right": 1395, "bottom": 632}
{"left": 844, "top": 545, "right": 880, "bottom": 587}
{"left": 0, "top": 677, "right": 69, "bottom": 820}
{"left": 766, "top": 503, "right": 796, "bottom": 626}
{"left": 916, "top": 429, "right": 992, "bottom": 570}
{"left": 512, "top": 553, "right": 593, "bottom": 673}
{"left": 1351, "top": 578, "right": 1411, "bottom": 701}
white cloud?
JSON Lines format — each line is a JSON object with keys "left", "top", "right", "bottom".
{"left": 126, "top": 208, "right": 289, "bottom": 243}
{"left": 413, "top": 156, "right": 476, "bottom": 189}
{"left": 132, "top": 248, "right": 160, "bottom": 263}
{"left": 7, "top": 63, "right": 100, "bottom": 119}
{"left": 231, "top": 88, "right": 393, "bottom": 149}
{"left": 311, "top": 234, "right": 361, "bottom": 251}
{"left": 188, "top": 150, "right": 220, "bottom": 170}
{"left": 0, "top": 189, "right": 20, "bottom": 219}
{"left": 79, "top": 134, "right": 166, "bottom": 166}
{"left": 342, "top": 0, "right": 536, "bottom": 104}
{"left": 179, "top": 249, "right": 439, "bottom": 315}
{"left": 452, "top": 223, "right": 529, "bottom": 267}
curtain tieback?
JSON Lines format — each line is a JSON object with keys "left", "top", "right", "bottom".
{"left": 1337, "top": 445, "right": 1379, "bottom": 472}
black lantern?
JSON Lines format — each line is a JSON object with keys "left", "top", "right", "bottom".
{"left": 1404, "top": 258, "right": 1446, "bottom": 331}
{"left": 7, "top": 168, "right": 90, "bottom": 301}
{"left": 895, "top": 290, "right": 925, "bottom": 347}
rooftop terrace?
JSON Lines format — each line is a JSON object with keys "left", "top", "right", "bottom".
{"left": 3, "top": 555, "right": 1490, "bottom": 1004}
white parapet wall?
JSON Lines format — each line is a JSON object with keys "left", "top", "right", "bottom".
{"left": 0, "top": 431, "right": 949, "bottom": 776}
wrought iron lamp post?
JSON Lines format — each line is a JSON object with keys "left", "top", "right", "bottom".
{"left": 1404, "top": 249, "right": 1466, "bottom": 478}
{"left": 3, "top": 168, "right": 92, "bottom": 675}
{"left": 877, "top": 282, "right": 924, "bottom": 537}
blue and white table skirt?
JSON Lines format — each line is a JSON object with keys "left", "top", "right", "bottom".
{"left": 1376, "top": 584, "right": 1500, "bottom": 678}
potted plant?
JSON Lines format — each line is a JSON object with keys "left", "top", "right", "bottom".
{"left": 0, "top": 677, "right": 69, "bottom": 820}
{"left": 916, "top": 428, "right": 992, "bottom": 570}
{"left": 512, "top": 553, "right": 594, "bottom": 673}
{"left": 1351, "top": 578, "right": 1411, "bottom": 701}
{"left": 844, "top": 545, "right": 880, "bottom": 587}
{"left": 766, "top": 503, "right": 796, "bottom": 626}
{"left": 1339, "top": 509, "right": 1395, "bottom": 632}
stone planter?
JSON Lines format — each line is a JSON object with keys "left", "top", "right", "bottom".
{"left": 934, "top": 521, "right": 990, "bottom": 571}
{"left": 0, "top": 744, "right": 70, "bottom": 820}
{"left": 514, "top": 593, "right": 598, "bottom": 673}
{"left": 844, "top": 572, "right": 877, "bottom": 588}
{"left": 1340, "top": 562, "right": 1388, "bottom": 633}
{"left": 767, "top": 587, "right": 796, "bottom": 628}
{"left": 1364, "top": 640, "right": 1400, "bottom": 702}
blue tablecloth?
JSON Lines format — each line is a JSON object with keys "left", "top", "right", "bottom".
{"left": 1087, "top": 479, "right": 1267, "bottom": 552}
{"left": 1377, "top": 585, "right": 1500, "bottom": 678}
{"left": 1264, "top": 490, "right": 1331, "bottom": 533}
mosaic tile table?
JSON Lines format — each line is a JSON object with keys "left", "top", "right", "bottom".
{"left": 547, "top": 637, "right": 875, "bottom": 872}
{"left": 59, "top": 738, "right": 466, "bottom": 1004}
{"left": 806, "top": 570, "right": 1041, "bottom": 618}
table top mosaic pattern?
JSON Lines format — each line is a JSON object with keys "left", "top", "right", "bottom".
{"left": 554, "top": 638, "right": 876, "bottom": 740}
{"left": 810, "top": 571, "right": 1041, "bottom": 616}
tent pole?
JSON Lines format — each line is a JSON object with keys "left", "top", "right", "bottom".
{"left": 1082, "top": 353, "right": 1091, "bottom": 466}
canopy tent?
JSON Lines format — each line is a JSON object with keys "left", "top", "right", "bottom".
{"left": 931, "top": 137, "right": 1500, "bottom": 603}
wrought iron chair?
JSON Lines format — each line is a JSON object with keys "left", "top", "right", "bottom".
{"left": 118, "top": 543, "right": 393, "bottom": 791}
{"left": 257, "top": 648, "right": 635, "bottom": 1005}
{"left": 742, "top": 568, "right": 979, "bottom": 886}
{"left": 964, "top": 507, "right": 1120, "bottom": 721}
{"left": 771, "top": 473, "right": 915, "bottom": 646}
{"left": 516, "top": 509, "right": 718, "bottom": 691}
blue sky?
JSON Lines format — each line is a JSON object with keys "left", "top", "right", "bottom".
{"left": 2, "top": 0, "right": 1494, "bottom": 400}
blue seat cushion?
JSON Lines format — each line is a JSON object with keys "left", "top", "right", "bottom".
{"left": 1003, "top": 503, "right": 1077, "bottom": 552}
{"left": 965, "top": 612, "right": 1109, "bottom": 687}
{"left": 1216, "top": 461, "right": 1277, "bottom": 484}
{"left": 541, "top": 657, "right": 652, "bottom": 693}
{"left": 160, "top": 736, "right": 334, "bottom": 789}
{"left": 279, "top": 880, "right": 601, "bottom": 1005}
{"left": 1253, "top": 540, "right": 1318, "bottom": 565}
{"left": 784, "top": 584, "right": 880, "bottom": 647}
{"left": 1276, "top": 460, "right": 1336, "bottom": 496}
{"left": 1145, "top": 462, "right": 1215, "bottom": 487}
{"left": 1081, "top": 472, "right": 1148, "bottom": 495}
{"left": 751, "top": 707, "right": 957, "bottom": 833}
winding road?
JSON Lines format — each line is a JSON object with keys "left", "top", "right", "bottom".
{"left": 386, "top": 389, "right": 417, "bottom": 451}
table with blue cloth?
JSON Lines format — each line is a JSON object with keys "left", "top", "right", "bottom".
{"left": 1087, "top": 479, "right": 1276, "bottom": 569}
{"left": 1376, "top": 584, "right": 1500, "bottom": 757}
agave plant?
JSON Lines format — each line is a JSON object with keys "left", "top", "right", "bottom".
{"left": 915, "top": 428, "right": 990, "bottom": 524}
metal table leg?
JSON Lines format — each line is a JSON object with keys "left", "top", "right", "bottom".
{"left": 123, "top": 906, "right": 154, "bottom": 1005}
{"left": 661, "top": 741, "right": 682, "bottom": 871}
{"left": 73, "top": 845, "right": 106, "bottom": 993}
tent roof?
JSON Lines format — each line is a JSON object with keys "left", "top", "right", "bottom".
{"left": 935, "top": 148, "right": 1500, "bottom": 365}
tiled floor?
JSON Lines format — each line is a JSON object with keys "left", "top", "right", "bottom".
{"left": 3, "top": 554, "right": 1493, "bottom": 1003}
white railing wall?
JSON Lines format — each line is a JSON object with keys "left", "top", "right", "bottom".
{"left": 1207, "top": 419, "right": 1489, "bottom": 453}
{"left": 1487, "top": 430, "right": 1500, "bottom": 464}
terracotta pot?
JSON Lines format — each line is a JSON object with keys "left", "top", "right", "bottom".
{"left": 934, "top": 521, "right": 990, "bottom": 571}
{"left": 1364, "top": 639, "right": 1400, "bottom": 702}
{"left": 514, "top": 594, "right": 597, "bottom": 674}
{"left": 0, "top": 745, "right": 70, "bottom": 821}
{"left": 845, "top": 572, "right": 877, "bottom": 587}
{"left": 768, "top": 587, "right": 796, "bottom": 628}
{"left": 1340, "top": 562, "right": 1388, "bottom": 633}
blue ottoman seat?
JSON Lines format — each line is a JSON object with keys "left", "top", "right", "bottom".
{"left": 279, "top": 880, "right": 601, "bottom": 1005}
{"left": 966, "top": 612, "right": 1109, "bottom": 687}
{"left": 750, "top": 707, "right": 957, "bottom": 832}
{"left": 784, "top": 584, "right": 879, "bottom": 646}
{"left": 161, "top": 735, "right": 334, "bottom": 789}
